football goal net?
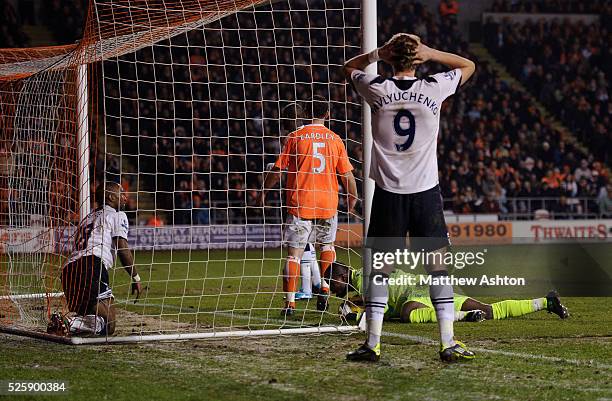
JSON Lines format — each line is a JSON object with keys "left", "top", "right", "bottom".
{"left": 0, "top": 0, "right": 370, "bottom": 344}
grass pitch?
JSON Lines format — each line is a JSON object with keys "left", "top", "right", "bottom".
{"left": 1, "top": 245, "right": 611, "bottom": 401}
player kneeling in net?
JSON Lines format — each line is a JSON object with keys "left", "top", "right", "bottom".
{"left": 259, "top": 96, "right": 358, "bottom": 316}
{"left": 49, "top": 182, "right": 142, "bottom": 336}
{"left": 328, "top": 262, "right": 569, "bottom": 326}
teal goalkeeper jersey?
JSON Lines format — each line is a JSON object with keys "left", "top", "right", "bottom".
{"left": 351, "top": 270, "right": 429, "bottom": 317}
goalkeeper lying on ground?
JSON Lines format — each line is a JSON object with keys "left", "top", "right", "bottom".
{"left": 328, "top": 262, "right": 569, "bottom": 323}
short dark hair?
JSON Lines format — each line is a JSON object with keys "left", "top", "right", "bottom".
{"left": 327, "top": 261, "right": 350, "bottom": 285}
{"left": 386, "top": 34, "right": 420, "bottom": 72}
{"left": 280, "top": 102, "right": 304, "bottom": 133}
{"left": 95, "top": 182, "right": 121, "bottom": 205}
{"left": 310, "top": 95, "right": 329, "bottom": 120}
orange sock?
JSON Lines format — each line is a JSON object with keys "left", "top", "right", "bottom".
{"left": 283, "top": 256, "right": 300, "bottom": 303}
{"left": 319, "top": 245, "right": 335, "bottom": 292}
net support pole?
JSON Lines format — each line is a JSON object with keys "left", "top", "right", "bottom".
{"left": 77, "top": 63, "right": 90, "bottom": 220}
{"left": 361, "top": 0, "right": 377, "bottom": 333}
{"left": 361, "top": 0, "right": 376, "bottom": 232}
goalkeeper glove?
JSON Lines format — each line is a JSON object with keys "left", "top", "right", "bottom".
{"left": 339, "top": 301, "right": 363, "bottom": 321}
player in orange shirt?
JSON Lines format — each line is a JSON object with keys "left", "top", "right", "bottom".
{"left": 259, "top": 96, "right": 358, "bottom": 316}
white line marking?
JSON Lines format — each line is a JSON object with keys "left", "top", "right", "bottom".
{"left": 382, "top": 330, "right": 612, "bottom": 370}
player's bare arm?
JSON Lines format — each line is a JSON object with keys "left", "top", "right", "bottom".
{"left": 414, "top": 43, "right": 475, "bottom": 85}
{"left": 343, "top": 52, "right": 371, "bottom": 80}
{"left": 259, "top": 165, "right": 282, "bottom": 206}
{"left": 115, "top": 237, "right": 142, "bottom": 299}
{"left": 344, "top": 32, "right": 475, "bottom": 86}
{"left": 343, "top": 34, "right": 403, "bottom": 78}
{"left": 340, "top": 171, "right": 359, "bottom": 213}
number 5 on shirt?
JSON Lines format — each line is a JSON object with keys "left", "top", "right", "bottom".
{"left": 313, "top": 142, "right": 326, "bottom": 173}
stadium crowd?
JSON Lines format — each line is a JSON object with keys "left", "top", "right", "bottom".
{"left": 484, "top": 17, "right": 611, "bottom": 163}
{"left": 1, "top": 0, "right": 610, "bottom": 227}
{"left": 97, "top": 1, "right": 362, "bottom": 226}
{"left": 488, "top": 0, "right": 612, "bottom": 14}
{"left": 383, "top": 1, "right": 609, "bottom": 218}
{"left": 0, "top": 0, "right": 29, "bottom": 48}
{"left": 482, "top": 7, "right": 610, "bottom": 217}
{"left": 41, "top": 0, "right": 87, "bottom": 44}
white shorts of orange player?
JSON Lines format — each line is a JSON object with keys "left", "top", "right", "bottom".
{"left": 283, "top": 213, "right": 338, "bottom": 249}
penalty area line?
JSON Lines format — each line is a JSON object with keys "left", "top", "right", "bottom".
{"left": 382, "top": 331, "right": 612, "bottom": 370}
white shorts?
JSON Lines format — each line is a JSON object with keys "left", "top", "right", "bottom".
{"left": 283, "top": 213, "right": 338, "bottom": 249}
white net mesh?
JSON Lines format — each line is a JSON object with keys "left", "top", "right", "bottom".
{"left": 0, "top": 63, "right": 79, "bottom": 330}
{"left": 1, "top": 0, "right": 364, "bottom": 341}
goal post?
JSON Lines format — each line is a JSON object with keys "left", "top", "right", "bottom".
{"left": 361, "top": 0, "right": 376, "bottom": 234}
{"left": 77, "top": 63, "right": 91, "bottom": 221}
{"left": 0, "top": 0, "right": 374, "bottom": 344}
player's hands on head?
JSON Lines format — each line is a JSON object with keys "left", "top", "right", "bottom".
{"left": 379, "top": 33, "right": 422, "bottom": 64}
{"left": 378, "top": 41, "right": 395, "bottom": 64}
{"left": 414, "top": 42, "right": 434, "bottom": 66}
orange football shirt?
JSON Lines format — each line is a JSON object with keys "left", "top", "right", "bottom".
{"left": 274, "top": 124, "right": 353, "bottom": 219}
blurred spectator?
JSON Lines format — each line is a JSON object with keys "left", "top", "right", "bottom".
{"left": 41, "top": 0, "right": 87, "bottom": 44}
{"left": 147, "top": 215, "right": 165, "bottom": 227}
{"left": 0, "top": 0, "right": 29, "bottom": 47}
{"left": 488, "top": 0, "right": 612, "bottom": 14}
{"left": 192, "top": 195, "right": 210, "bottom": 225}
{"left": 439, "top": 0, "right": 459, "bottom": 20}
{"left": 598, "top": 184, "right": 612, "bottom": 217}
{"left": 574, "top": 159, "right": 593, "bottom": 181}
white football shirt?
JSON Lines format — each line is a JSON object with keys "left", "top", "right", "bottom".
{"left": 351, "top": 68, "right": 462, "bottom": 194}
{"left": 67, "top": 205, "right": 130, "bottom": 270}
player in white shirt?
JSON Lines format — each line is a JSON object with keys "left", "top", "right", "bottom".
{"left": 54, "top": 182, "right": 142, "bottom": 336}
{"left": 343, "top": 33, "right": 475, "bottom": 362}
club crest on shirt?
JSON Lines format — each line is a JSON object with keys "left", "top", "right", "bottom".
{"left": 353, "top": 72, "right": 366, "bottom": 82}
{"left": 443, "top": 70, "right": 457, "bottom": 80}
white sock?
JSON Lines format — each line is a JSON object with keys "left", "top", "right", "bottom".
{"left": 429, "top": 272, "right": 455, "bottom": 349}
{"left": 365, "top": 308, "right": 384, "bottom": 349}
{"left": 300, "top": 261, "right": 312, "bottom": 295}
{"left": 69, "top": 315, "right": 105, "bottom": 334}
{"left": 365, "top": 274, "right": 388, "bottom": 349}
{"left": 455, "top": 311, "right": 467, "bottom": 321}
{"left": 321, "top": 275, "right": 330, "bottom": 292}
{"left": 532, "top": 297, "right": 546, "bottom": 311}
{"left": 310, "top": 259, "right": 321, "bottom": 289}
